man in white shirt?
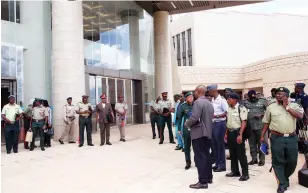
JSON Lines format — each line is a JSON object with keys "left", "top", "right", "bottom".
{"left": 208, "top": 84, "right": 229, "bottom": 172}
{"left": 115, "top": 95, "right": 128, "bottom": 142}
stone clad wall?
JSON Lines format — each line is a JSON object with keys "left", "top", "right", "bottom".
{"left": 178, "top": 52, "right": 308, "bottom": 96}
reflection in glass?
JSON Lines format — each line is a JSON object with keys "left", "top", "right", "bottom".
{"left": 89, "top": 75, "right": 96, "bottom": 105}
{"left": 117, "top": 79, "right": 124, "bottom": 99}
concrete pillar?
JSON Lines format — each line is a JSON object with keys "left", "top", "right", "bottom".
{"left": 121, "top": 9, "right": 140, "bottom": 72}
{"left": 52, "top": 1, "right": 85, "bottom": 141}
{"left": 154, "top": 11, "right": 173, "bottom": 97}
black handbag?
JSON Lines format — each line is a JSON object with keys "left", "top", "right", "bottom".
{"left": 106, "top": 112, "right": 113, "bottom": 123}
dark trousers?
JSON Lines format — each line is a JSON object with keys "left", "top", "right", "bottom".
{"left": 271, "top": 134, "right": 298, "bottom": 189}
{"left": 99, "top": 122, "right": 110, "bottom": 144}
{"left": 192, "top": 137, "right": 212, "bottom": 184}
{"left": 31, "top": 121, "right": 45, "bottom": 148}
{"left": 183, "top": 128, "right": 191, "bottom": 162}
{"left": 24, "top": 118, "right": 31, "bottom": 148}
{"left": 212, "top": 121, "right": 227, "bottom": 169}
{"left": 44, "top": 134, "right": 51, "bottom": 146}
{"left": 159, "top": 115, "right": 174, "bottom": 142}
{"left": 79, "top": 116, "right": 92, "bottom": 145}
{"left": 248, "top": 129, "right": 265, "bottom": 162}
{"left": 150, "top": 113, "right": 160, "bottom": 137}
{"left": 4, "top": 122, "right": 19, "bottom": 153}
{"left": 227, "top": 130, "right": 249, "bottom": 176}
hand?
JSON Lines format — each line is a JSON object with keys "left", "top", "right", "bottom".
{"left": 178, "top": 131, "right": 182, "bottom": 135}
{"left": 260, "top": 136, "right": 265, "bottom": 143}
{"left": 224, "top": 134, "right": 228, "bottom": 143}
{"left": 6, "top": 120, "right": 12, "bottom": 124}
{"left": 236, "top": 134, "right": 243, "bottom": 144}
{"left": 282, "top": 96, "right": 289, "bottom": 108}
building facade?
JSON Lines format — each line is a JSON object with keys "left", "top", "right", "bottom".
{"left": 171, "top": 11, "right": 308, "bottom": 96}
{"left": 1, "top": 0, "right": 261, "bottom": 141}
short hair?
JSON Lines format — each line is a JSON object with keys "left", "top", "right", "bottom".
{"left": 271, "top": 88, "right": 276, "bottom": 92}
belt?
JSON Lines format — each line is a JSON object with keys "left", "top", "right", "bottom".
{"left": 79, "top": 115, "right": 90, "bottom": 118}
{"left": 212, "top": 120, "right": 226, "bottom": 123}
{"left": 229, "top": 128, "right": 240, "bottom": 132}
{"left": 33, "top": 119, "right": 44, "bottom": 122}
{"left": 271, "top": 130, "right": 296, "bottom": 137}
{"left": 67, "top": 116, "right": 74, "bottom": 118}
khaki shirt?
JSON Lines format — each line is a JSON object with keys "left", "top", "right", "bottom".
{"left": 24, "top": 105, "right": 33, "bottom": 118}
{"left": 227, "top": 103, "right": 248, "bottom": 129}
{"left": 76, "top": 102, "right": 92, "bottom": 117}
{"left": 115, "top": 102, "right": 128, "bottom": 115}
{"left": 32, "top": 106, "right": 48, "bottom": 120}
{"left": 158, "top": 99, "right": 172, "bottom": 112}
{"left": 262, "top": 102, "right": 304, "bottom": 134}
{"left": 150, "top": 101, "right": 160, "bottom": 112}
{"left": 1, "top": 104, "right": 23, "bottom": 122}
{"left": 63, "top": 104, "right": 75, "bottom": 121}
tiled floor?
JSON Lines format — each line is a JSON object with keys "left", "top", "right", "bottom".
{"left": 1, "top": 124, "right": 306, "bottom": 193}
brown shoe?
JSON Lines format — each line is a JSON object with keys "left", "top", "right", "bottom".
{"left": 189, "top": 182, "right": 208, "bottom": 189}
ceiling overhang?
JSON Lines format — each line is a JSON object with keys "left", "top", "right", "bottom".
{"left": 135, "top": 1, "right": 269, "bottom": 15}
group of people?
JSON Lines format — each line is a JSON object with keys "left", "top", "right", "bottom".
{"left": 1, "top": 97, "right": 53, "bottom": 152}
{"left": 150, "top": 83, "right": 307, "bottom": 193}
{"left": 1, "top": 93, "right": 128, "bottom": 153}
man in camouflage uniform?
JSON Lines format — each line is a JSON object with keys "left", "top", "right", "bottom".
{"left": 243, "top": 90, "right": 267, "bottom": 166}
{"left": 267, "top": 88, "right": 277, "bottom": 105}
{"left": 294, "top": 83, "right": 308, "bottom": 135}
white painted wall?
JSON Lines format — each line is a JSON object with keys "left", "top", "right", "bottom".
{"left": 171, "top": 11, "right": 308, "bottom": 67}
{"left": 1, "top": 1, "right": 52, "bottom": 104}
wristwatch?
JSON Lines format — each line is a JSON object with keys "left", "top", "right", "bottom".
{"left": 216, "top": 115, "right": 219, "bottom": 118}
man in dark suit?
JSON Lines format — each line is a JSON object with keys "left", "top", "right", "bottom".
{"left": 186, "top": 85, "right": 214, "bottom": 189}
{"left": 96, "top": 94, "right": 114, "bottom": 146}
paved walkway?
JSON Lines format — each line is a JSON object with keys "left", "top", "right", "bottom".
{"left": 1, "top": 124, "right": 306, "bottom": 193}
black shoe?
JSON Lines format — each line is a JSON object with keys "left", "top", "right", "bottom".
{"left": 248, "top": 160, "right": 258, "bottom": 165}
{"left": 13, "top": 150, "right": 18, "bottom": 153}
{"left": 182, "top": 149, "right": 184, "bottom": 152}
{"left": 170, "top": 141, "right": 176, "bottom": 144}
{"left": 226, "top": 172, "right": 241, "bottom": 177}
{"left": 41, "top": 147, "right": 45, "bottom": 151}
{"left": 159, "top": 141, "right": 163, "bottom": 144}
{"left": 213, "top": 168, "right": 226, "bottom": 172}
{"left": 239, "top": 175, "right": 249, "bottom": 181}
{"left": 277, "top": 188, "right": 287, "bottom": 193}
{"left": 226, "top": 156, "right": 231, "bottom": 160}
{"left": 212, "top": 166, "right": 218, "bottom": 170}
{"left": 106, "top": 142, "right": 112, "bottom": 145}
{"left": 207, "top": 179, "right": 213, "bottom": 184}
{"left": 189, "top": 182, "right": 208, "bottom": 189}
{"left": 175, "top": 146, "right": 182, "bottom": 150}
{"left": 185, "top": 161, "right": 191, "bottom": 170}
{"left": 24, "top": 146, "right": 29, "bottom": 149}
{"left": 258, "top": 161, "right": 265, "bottom": 166}
{"left": 122, "top": 139, "right": 126, "bottom": 142}
{"left": 78, "top": 144, "right": 83, "bottom": 147}
{"left": 69, "top": 141, "right": 76, "bottom": 144}
{"left": 120, "top": 138, "right": 124, "bottom": 141}
{"left": 153, "top": 135, "right": 156, "bottom": 139}
{"left": 100, "top": 143, "right": 104, "bottom": 146}
{"left": 7, "top": 151, "right": 11, "bottom": 154}
{"left": 59, "top": 140, "right": 64, "bottom": 145}
{"left": 30, "top": 147, "right": 34, "bottom": 151}
{"left": 88, "top": 144, "right": 94, "bottom": 146}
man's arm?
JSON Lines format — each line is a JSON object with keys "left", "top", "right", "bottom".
{"left": 63, "top": 105, "right": 68, "bottom": 122}
{"left": 109, "top": 104, "right": 115, "bottom": 119}
{"left": 1, "top": 107, "right": 11, "bottom": 123}
{"left": 186, "top": 101, "right": 201, "bottom": 128}
{"left": 215, "top": 99, "right": 228, "bottom": 118}
{"left": 260, "top": 123, "right": 269, "bottom": 143}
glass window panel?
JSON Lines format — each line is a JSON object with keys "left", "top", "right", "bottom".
{"left": 108, "top": 78, "right": 116, "bottom": 105}
{"left": 1, "top": 45, "right": 10, "bottom": 77}
{"left": 9, "top": 46, "right": 16, "bottom": 77}
{"left": 89, "top": 75, "right": 96, "bottom": 105}
{"left": 117, "top": 79, "right": 124, "bottom": 99}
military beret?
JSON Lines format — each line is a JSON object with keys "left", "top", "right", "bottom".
{"left": 185, "top": 91, "right": 193, "bottom": 97}
{"left": 276, "top": 87, "right": 290, "bottom": 95}
{"left": 248, "top": 90, "right": 256, "bottom": 97}
{"left": 67, "top": 97, "right": 72, "bottom": 100}
{"left": 294, "top": 83, "right": 306, "bottom": 88}
{"left": 227, "top": 93, "right": 240, "bottom": 100}
{"left": 8, "top": 95, "right": 15, "bottom": 99}
{"left": 207, "top": 84, "right": 218, "bottom": 91}
{"left": 224, "top": 88, "right": 233, "bottom": 92}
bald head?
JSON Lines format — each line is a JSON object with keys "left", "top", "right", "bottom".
{"left": 194, "top": 85, "right": 207, "bottom": 99}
